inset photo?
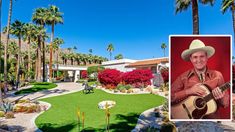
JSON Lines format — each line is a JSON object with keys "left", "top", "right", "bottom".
{"left": 170, "top": 35, "right": 232, "bottom": 121}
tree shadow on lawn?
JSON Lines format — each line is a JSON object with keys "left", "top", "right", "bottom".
{"left": 108, "top": 113, "right": 139, "bottom": 132}
{"left": 82, "top": 112, "right": 140, "bottom": 132}
{"left": 37, "top": 113, "right": 140, "bottom": 132}
{"left": 38, "top": 122, "right": 77, "bottom": 132}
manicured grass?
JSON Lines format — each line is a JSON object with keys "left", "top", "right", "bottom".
{"left": 35, "top": 89, "right": 165, "bottom": 132}
{"left": 15, "top": 82, "right": 57, "bottom": 95}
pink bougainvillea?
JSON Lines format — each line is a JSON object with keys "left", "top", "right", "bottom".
{"left": 121, "top": 69, "right": 153, "bottom": 88}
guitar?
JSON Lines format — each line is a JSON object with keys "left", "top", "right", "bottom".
{"left": 171, "top": 82, "right": 230, "bottom": 119}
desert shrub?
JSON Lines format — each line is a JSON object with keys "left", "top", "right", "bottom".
{"left": 121, "top": 69, "right": 153, "bottom": 88}
{"left": 98, "top": 69, "right": 122, "bottom": 87}
{"left": 0, "top": 111, "right": 5, "bottom": 117}
{"left": 0, "top": 102, "right": 14, "bottom": 113}
{"left": 5, "top": 111, "right": 14, "bottom": 119}
{"left": 117, "top": 84, "right": 132, "bottom": 92}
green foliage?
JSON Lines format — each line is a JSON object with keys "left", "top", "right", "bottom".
{"left": 116, "top": 84, "right": 132, "bottom": 91}
{"left": 0, "top": 111, "right": 5, "bottom": 117}
{"left": 87, "top": 66, "right": 105, "bottom": 81}
{"left": 0, "top": 102, "right": 14, "bottom": 113}
{"left": 87, "top": 81, "right": 99, "bottom": 86}
{"left": 87, "top": 66, "right": 105, "bottom": 75}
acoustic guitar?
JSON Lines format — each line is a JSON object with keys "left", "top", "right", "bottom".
{"left": 171, "top": 82, "right": 230, "bottom": 119}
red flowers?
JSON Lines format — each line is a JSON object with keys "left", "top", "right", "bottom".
{"left": 98, "top": 69, "right": 153, "bottom": 88}
{"left": 81, "top": 70, "right": 88, "bottom": 79}
{"left": 98, "top": 69, "right": 122, "bottom": 87}
{"left": 122, "top": 69, "right": 153, "bottom": 88}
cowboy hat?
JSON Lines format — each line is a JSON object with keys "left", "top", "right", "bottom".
{"left": 181, "top": 39, "right": 215, "bottom": 61}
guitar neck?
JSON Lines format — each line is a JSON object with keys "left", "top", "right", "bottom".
{"left": 203, "top": 82, "right": 230, "bottom": 102}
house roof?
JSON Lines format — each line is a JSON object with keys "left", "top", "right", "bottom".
{"left": 126, "top": 57, "right": 168, "bottom": 67}
{"left": 101, "top": 59, "right": 137, "bottom": 66}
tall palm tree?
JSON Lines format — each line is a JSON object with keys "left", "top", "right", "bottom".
{"left": 221, "top": 0, "right": 235, "bottom": 44}
{"left": 4, "top": 0, "right": 13, "bottom": 95}
{"left": 0, "top": 0, "right": 2, "bottom": 103}
{"left": 89, "top": 49, "right": 93, "bottom": 54}
{"left": 175, "top": 0, "right": 214, "bottom": 34}
{"left": 53, "top": 37, "right": 64, "bottom": 76}
{"left": 114, "top": 54, "right": 123, "bottom": 60}
{"left": 107, "top": 43, "right": 114, "bottom": 60}
{"left": 33, "top": 25, "right": 47, "bottom": 81}
{"left": 23, "top": 23, "right": 36, "bottom": 81}
{"left": 46, "top": 5, "right": 63, "bottom": 82}
{"left": 32, "top": 7, "right": 47, "bottom": 82}
{"left": 9, "top": 20, "right": 25, "bottom": 90}
{"left": 161, "top": 43, "right": 167, "bottom": 57}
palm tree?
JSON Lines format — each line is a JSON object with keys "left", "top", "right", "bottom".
{"left": 46, "top": 5, "right": 63, "bottom": 82}
{"left": 221, "top": 0, "right": 235, "bottom": 44}
{"left": 9, "top": 20, "right": 25, "bottom": 90}
{"left": 114, "top": 54, "right": 123, "bottom": 60}
{"left": 89, "top": 49, "right": 93, "bottom": 54}
{"left": 33, "top": 25, "right": 47, "bottom": 81}
{"left": 32, "top": 7, "right": 48, "bottom": 82}
{"left": 53, "top": 38, "right": 64, "bottom": 76}
{"left": 161, "top": 43, "right": 167, "bottom": 57}
{"left": 4, "top": 0, "right": 13, "bottom": 95}
{"left": 107, "top": 43, "right": 114, "bottom": 60}
{"left": 0, "top": 0, "right": 3, "bottom": 103}
{"left": 175, "top": 0, "right": 214, "bottom": 34}
{"left": 73, "top": 46, "right": 77, "bottom": 52}
{"left": 23, "top": 23, "right": 36, "bottom": 81}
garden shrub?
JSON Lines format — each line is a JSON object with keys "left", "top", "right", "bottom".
{"left": 117, "top": 84, "right": 131, "bottom": 91}
{"left": 121, "top": 69, "right": 153, "bottom": 88}
{"left": 81, "top": 70, "right": 88, "bottom": 79}
{"left": 87, "top": 66, "right": 105, "bottom": 81}
{"left": 98, "top": 69, "right": 122, "bottom": 87}
{"left": 0, "top": 111, "right": 5, "bottom": 117}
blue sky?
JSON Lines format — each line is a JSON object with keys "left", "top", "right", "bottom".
{"left": 1, "top": 0, "right": 234, "bottom": 59}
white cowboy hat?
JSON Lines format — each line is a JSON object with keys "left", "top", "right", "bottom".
{"left": 181, "top": 39, "right": 215, "bottom": 61}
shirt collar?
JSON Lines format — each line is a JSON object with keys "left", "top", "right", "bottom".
{"left": 187, "top": 67, "right": 213, "bottom": 79}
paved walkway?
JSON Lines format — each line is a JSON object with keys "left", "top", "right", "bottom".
{"left": 1, "top": 82, "right": 84, "bottom": 132}
{"left": 5, "top": 82, "right": 83, "bottom": 102}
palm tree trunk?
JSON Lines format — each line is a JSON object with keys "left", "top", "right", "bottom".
{"left": 16, "top": 36, "right": 21, "bottom": 90}
{"left": 110, "top": 52, "right": 112, "bottom": 61}
{"left": 232, "top": 3, "right": 235, "bottom": 45}
{"left": 56, "top": 49, "right": 59, "bottom": 77}
{"left": 164, "top": 49, "right": 165, "bottom": 57}
{"left": 192, "top": 0, "right": 199, "bottom": 34}
{"left": 4, "top": 0, "right": 13, "bottom": 94}
{"left": 0, "top": 0, "right": 3, "bottom": 103}
{"left": 37, "top": 37, "right": 42, "bottom": 82}
{"left": 27, "top": 38, "right": 31, "bottom": 81}
{"left": 49, "top": 23, "right": 54, "bottom": 82}
{"left": 42, "top": 41, "right": 46, "bottom": 82}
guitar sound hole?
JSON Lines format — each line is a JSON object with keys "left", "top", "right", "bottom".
{"left": 195, "top": 98, "right": 206, "bottom": 109}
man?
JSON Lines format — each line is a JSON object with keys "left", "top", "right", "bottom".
{"left": 171, "top": 39, "right": 229, "bottom": 119}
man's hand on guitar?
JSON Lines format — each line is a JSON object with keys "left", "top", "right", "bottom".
{"left": 212, "top": 87, "right": 225, "bottom": 100}
{"left": 186, "top": 83, "right": 206, "bottom": 96}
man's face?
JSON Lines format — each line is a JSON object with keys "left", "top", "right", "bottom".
{"left": 190, "top": 51, "right": 208, "bottom": 71}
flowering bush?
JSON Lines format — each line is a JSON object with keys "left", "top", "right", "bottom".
{"left": 98, "top": 69, "right": 122, "bottom": 88}
{"left": 81, "top": 70, "right": 88, "bottom": 79}
{"left": 121, "top": 69, "right": 153, "bottom": 88}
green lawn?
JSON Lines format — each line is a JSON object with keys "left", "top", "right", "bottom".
{"left": 15, "top": 82, "right": 57, "bottom": 95}
{"left": 35, "top": 89, "right": 165, "bottom": 132}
